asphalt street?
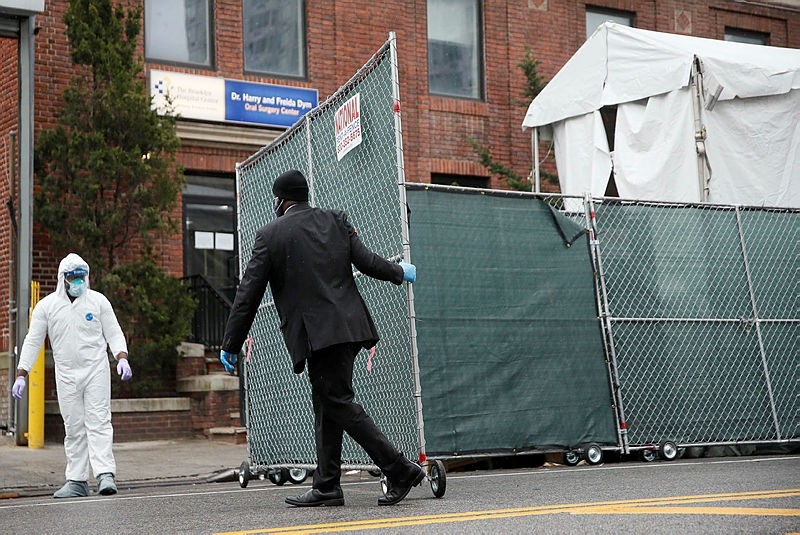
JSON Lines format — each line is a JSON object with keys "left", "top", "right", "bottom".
{"left": 1, "top": 454, "right": 798, "bottom": 534}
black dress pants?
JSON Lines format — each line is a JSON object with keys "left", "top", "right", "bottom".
{"left": 307, "top": 342, "right": 414, "bottom": 492}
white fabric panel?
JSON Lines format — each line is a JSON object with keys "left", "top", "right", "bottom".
{"left": 613, "top": 89, "right": 701, "bottom": 202}
{"left": 704, "top": 89, "right": 800, "bottom": 208}
{"left": 602, "top": 26, "right": 692, "bottom": 107}
{"left": 552, "top": 111, "right": 612, "bottom": 204}
{"left": 698, "top": 50, "right": 800, "bottom": 101}
{"left": 521, "top": 31, "right": 608, "bottom": 129}
{"left": 522, "top": 22, "right": 800, "bottom": 129}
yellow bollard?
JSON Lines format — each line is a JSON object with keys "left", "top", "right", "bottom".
{"left": 27, "top": 281, "right": 45, "bottom": 449}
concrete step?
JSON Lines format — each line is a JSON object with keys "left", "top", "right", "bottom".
{"left": 177, "top": 342, "right": 205, "bottom": 358}
{"left": 176, "top": 374, "right": 239, "bottom": 393}
{"left": 205, "top": 426, "right": 247, "bottom": 444}
{"left": 205, "top": 356, "right": 228, "bottom": 375}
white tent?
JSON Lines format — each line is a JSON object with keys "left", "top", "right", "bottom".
{"left": 522, "top": 22, "right": 800, "bottom": 208}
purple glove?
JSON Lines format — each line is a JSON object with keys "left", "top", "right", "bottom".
{"left": 117, "top": 359, "right": 133, "bottom": 381}
{"left": 12, "top": 376, "right": 26, "bottom": 400}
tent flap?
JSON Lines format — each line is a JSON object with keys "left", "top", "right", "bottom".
{"left": 522, "top": 22, "right": 800, "bottom": 130}
{"left": 523, "top": 22, "right": 800, "bottom": 208}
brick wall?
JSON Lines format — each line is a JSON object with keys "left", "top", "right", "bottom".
{"left": 45, "top": 408, "right": 195, "bottom": 443}
{"left": 111, "top": 410, "right": 194, "bottom": 442}
{"left": 30, "top": 347, "right": 240, "bottom": 443}
{"left": 187, "top": 390, "right": 241, "bottom": 436}
{"left": 1, "top": 37, "right": 19, "bottom": 355}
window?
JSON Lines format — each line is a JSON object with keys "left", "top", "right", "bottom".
{"left": 427, "top": 0, "right": 483, "bottom": 99}
{"left": 145, "top": 0, "right": 212, "bottom": 67}
{"left": 243, "top": 0, "right": 305, "bottom": 77}
{"left": 725, "top": 27, "right": 768, "bottom": 45}
{"left": 586, "top": 6, "right": 634, "bottom": 39}
{"left": 432, "top": 173, "right": 489, "bottom": 189}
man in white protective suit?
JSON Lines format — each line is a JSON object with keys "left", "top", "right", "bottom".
{"left": 11, "top": 253, "right": 133, "bottom": 498}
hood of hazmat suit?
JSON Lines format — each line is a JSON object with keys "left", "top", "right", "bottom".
{"left": 58, "top": 252, "right": 91, "bottom": 298}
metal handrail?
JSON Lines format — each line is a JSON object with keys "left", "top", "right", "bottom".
{"left": 182, "top": 274, "right": 233, "bottom": 352}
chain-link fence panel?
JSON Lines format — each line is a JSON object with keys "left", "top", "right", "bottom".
{"left": 737, "top": 207, "right": 800, "bottom": 440}
{"left": 235, "top": 36, "right": 418, "bottom": 470}
{"left": 590, "top": 200, "right": 799, "bottom": 449}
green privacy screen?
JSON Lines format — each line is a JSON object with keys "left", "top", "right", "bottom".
{"left": 591, "top": 201, "right": 799, "bottom": 447}
{"left": 406, "top": 186, "right": 617, "bottom": 456}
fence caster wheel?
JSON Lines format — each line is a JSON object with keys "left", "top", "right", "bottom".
{"left": 640, "top": 448, "right": 657, "bottom": 462}
{"left": 238, "top": 461, "right": 250, "bottom": 488}
{"left": 268, "top": 468, "right": 289, "bottom": 486}
{"left": 585, "top": 444, "right": 604, "bottom": 465}
{"left": 563, "top": 449, "right": 581, "bottom": 466}
{"left": 379, "top": 473, "right": 389, "bottom": 496}
{"left": 429, "top": 460, "right": 447, "bottom": 498}
{"left": 659, "top": 441, "right": 679, "bottom": 461}
{"left": 288, "top": 468, "right": 308, "bottom": 484}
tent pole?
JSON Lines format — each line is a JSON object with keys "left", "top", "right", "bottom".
{"left": 690, "top": 57, "right": 710, "bottom": 202}
{"left": 532, "top": 127, "right": 541, "bottom": 193}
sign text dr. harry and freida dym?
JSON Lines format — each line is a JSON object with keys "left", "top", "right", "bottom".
{"left": 150, "top": 70, "right": 318, "bottom": 128}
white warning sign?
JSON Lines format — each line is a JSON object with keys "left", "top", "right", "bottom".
{"left": 334, "top": 93, "right": 362, "bottom": 161}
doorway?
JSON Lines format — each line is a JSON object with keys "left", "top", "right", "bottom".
{"left": 182, "top": 174, "right": 237, "bottom": 301}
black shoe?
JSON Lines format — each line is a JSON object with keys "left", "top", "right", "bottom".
{"left": 377, "top": 465, "right": 426, "bottom": 506}
{"left": 285, "top": 488, "right": 344, "bottom": 507}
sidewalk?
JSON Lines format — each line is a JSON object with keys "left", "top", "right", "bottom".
{"left": 0, "top": 434, "right": 248, "bottom": 499}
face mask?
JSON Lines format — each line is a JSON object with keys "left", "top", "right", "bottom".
{"left": 67, "top": 278, "right": 86, "bottom": 297}
{"left": 273, "top": 196, "right": 283, "bottom": 218}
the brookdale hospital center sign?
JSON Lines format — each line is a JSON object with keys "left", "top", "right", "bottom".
{"left": 150, "top": 70, "right": 318, "bottom": 128}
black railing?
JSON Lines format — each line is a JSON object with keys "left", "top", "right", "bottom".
{"left": 182, "top": 274, "right": 233, "bottom": 352}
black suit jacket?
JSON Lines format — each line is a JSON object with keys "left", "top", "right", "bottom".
{"left": 222, "top": 203, "right": 404, "bottom": 373}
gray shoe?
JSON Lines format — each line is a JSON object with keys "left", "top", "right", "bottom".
{"left": 53, "top": 480, "right": 89, "bottom": 498}
{"left": 97, "top": 473, "right": 118, "bottom": 495}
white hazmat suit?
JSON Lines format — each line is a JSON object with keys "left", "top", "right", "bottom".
{"left": 17, "top": 253, "right": 128, "bottom": 483}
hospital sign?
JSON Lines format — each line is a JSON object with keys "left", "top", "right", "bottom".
{"left": 150, "top": 70, "right": 318, "bottom": 129}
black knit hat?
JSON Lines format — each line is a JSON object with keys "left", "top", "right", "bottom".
{"left": 272, "top": 170, "right": 309, "bottom": 201}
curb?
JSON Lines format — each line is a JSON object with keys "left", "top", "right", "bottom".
{"left": 0, "top": 468, "right": 239, "bottom": 500}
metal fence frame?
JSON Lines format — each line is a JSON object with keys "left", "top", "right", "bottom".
{"left": 234, "top": 33, "right": 425, "bottom": 472}
{"left": 585, "top": 196, "right": 799, "bottom": 453}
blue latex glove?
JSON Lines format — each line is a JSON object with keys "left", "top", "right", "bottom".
{"left": 117, "top": 358, "right": 133, "bottom": 381}
{"left": 220, "top": 350, "right": 238, "bottom": 373}
{"left": 399, "top": 261, "right": 416, "bottom": 283}
{"left": 11, "top": 376, "right": 25, "bottom": 400}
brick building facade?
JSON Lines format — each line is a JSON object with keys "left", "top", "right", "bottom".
{"left": 1, "top": 1, "right": 798, "bottom": 437}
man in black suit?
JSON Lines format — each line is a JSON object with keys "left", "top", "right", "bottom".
{"left": 220, "top": 169, "right": 424, "bottom": 507}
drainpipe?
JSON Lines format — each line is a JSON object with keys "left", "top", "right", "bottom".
{"left": 15, "top": 15, "right": 35, "bottom": 446}
{"left": 7, "top": 130, "right": 17, "bottom": 435}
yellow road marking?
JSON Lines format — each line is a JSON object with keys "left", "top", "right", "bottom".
{"left": 215, "top": 488, "right": 800, "bottom": 534}
{"left": 576, "top": 505, "right": 800, "bottom": 516}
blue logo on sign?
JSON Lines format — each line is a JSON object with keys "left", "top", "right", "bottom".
{"left": 85, "top": 313, "right": 93, "bottom": 321}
